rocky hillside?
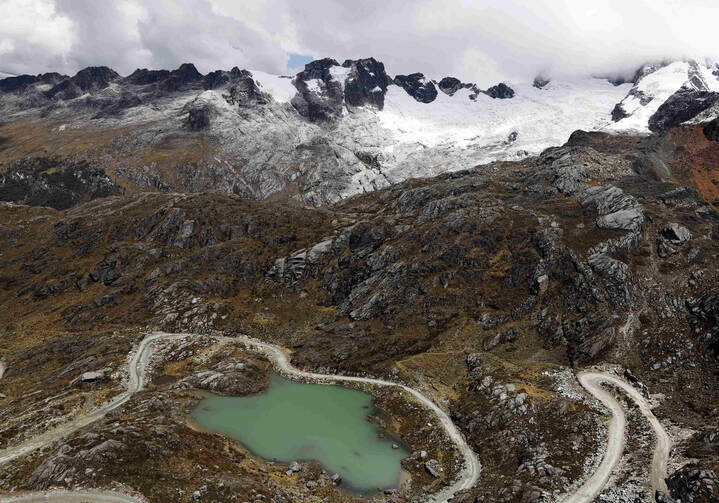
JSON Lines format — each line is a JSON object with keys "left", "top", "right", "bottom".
{"left": 1, "top": 115, "right": 719, "bottom": 501}
{"left": 2, "top": 57, "right": 717, "bottom": 207}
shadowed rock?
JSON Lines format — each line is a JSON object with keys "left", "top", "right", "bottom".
{"left": 483, "top": 83, "right": 515, "bottom": 99}
{"left": 393, "top": 73, "right": 438, "bottom": 103}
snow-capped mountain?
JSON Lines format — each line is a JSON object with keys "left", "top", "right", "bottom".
{"left": 0, "top": 57, "right": 717, "bottom": 206}
{"left": 608, "top": 60, "right": 719, "bottom": 133}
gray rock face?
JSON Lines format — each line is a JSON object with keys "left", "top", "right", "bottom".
{"left": 292, "top": 58, "right": 345, "bottom": 122}
{"left": 588, "top": 253, "right": 630, "bottom": 307}
{"left": 553, "top": 164, "right": 588, "bottom": 196}
{"left": 596, "top": 208, "right": 645, "bottom": 231}
{"left": 577, "top": 185, "right": 645, "bottom": 231}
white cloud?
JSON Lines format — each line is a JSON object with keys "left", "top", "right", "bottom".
{"left": 0, "top": 0, "right": 717, "bottom": 83}
{"left": 0, "top": 0, "right": 75, "bottom": 74}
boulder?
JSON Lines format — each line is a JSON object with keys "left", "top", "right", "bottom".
{"left": 597, "top": 208, "right": 644, "bottom": 231}
{"left": 80, "top": 371, "right": 104, "bottom": 383}
{"left": 424, "top": 459, "right": 443, "bottom": 478}
{"left": 661, "top": 223, "right": 692, "bottom": 245}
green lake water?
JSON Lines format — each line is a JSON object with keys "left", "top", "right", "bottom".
{"left": 191, "top": 374, "right": 410, "bottom": 493}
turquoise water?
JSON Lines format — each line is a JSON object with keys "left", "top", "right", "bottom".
{"left": 191, "top": 374, "right": 409, "bottom": 492}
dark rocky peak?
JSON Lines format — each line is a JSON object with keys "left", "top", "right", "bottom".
{"left": 393, "top": 73, "right": 438, "bottom": 103}
{"left": 72, "top": 66, "right": 121, "bottom": 90}
{"left": 45, "top": 66, "right": 120, "bottom": 100}
{"left": 292, "top": 58, "right": 345, "bottom": 123}
{"left": 296, "top": 58, "right": 340, "bottom": 81}
{"left": 202, "top": 67, "right": 253, "bottom": 90}
{"left": 0, "top": 74, "right": 39, "bottom": 93}
{"left": 341, "top": 57, "right": 392, "bottom": 110}
{"left": 533, "top": 75, "right": 550, "bottom": 89}
{"left": 125, "top": 68, "right": 171, "bottom": 85}
{"left": 483, "top": 83, "right": 515, "bottom": 99}
{"left": 438, "top": 77, "right": 461, "bottom": 95}
{"left": 437, "top": 76, "right": 476, "bottom": 96}
{"left": 124, "top": 63, "right": 203, "bottom": 93}
{"left": 162, "top": 63, "right": 203, "bottom": 92}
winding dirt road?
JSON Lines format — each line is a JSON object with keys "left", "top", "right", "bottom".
{"left": 237, "top": 335, "right": 483, "bottom": 503}
{"left": 2, "top": 490, "right": 145, "bottom": 503}
{"left": 562, "top": 371, "right": 672, "bottom": 503}
{"left": 0, "top": 333, "right": 672, "bottom": 503}
{"left": 0, "top": 334, "right": 186, "bottom": 503}
{"left": 0, "top": 333, "right": 184, "bottom": 467}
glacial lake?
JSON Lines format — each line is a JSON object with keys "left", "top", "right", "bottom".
{"left": 191, "top": 374, "right": 410, "bottom": 493}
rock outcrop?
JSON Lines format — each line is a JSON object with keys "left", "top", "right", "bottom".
{"left": 393, "top": 73, "right": 438, "bottom": 103}
{"left": 483, "top": 83, "right": 515, "bottom": 99}
{"left": 341, "top": 57, "right": 392, "bottom": 110}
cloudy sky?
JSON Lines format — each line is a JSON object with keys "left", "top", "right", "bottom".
{"left": 1, "top": 0, "right": 718, "bottom": 86}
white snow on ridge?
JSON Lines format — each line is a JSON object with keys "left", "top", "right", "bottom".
{"left": 607, "top": 61, "right": 690, "bottom": 133}
{"left": 605, "top": 61, "right": 719, "bottom": 133}
{"left": 379, "top": 78, "right": 630, "bottom": 159}
{"left": 696, "top": 64, "right": 719, "bottom": 92}
{"left": 250, "top": 70, "right": 297, "bottom": 103}
{"left": 329, "top": 65, "right": 351, "bottom": 86}
{"left": 0, "top": 71, "right": 16, "bottom": 79}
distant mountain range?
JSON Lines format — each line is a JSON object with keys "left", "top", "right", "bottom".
{"left": 1, "top": 57, "right": 718, "bottom": 205}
